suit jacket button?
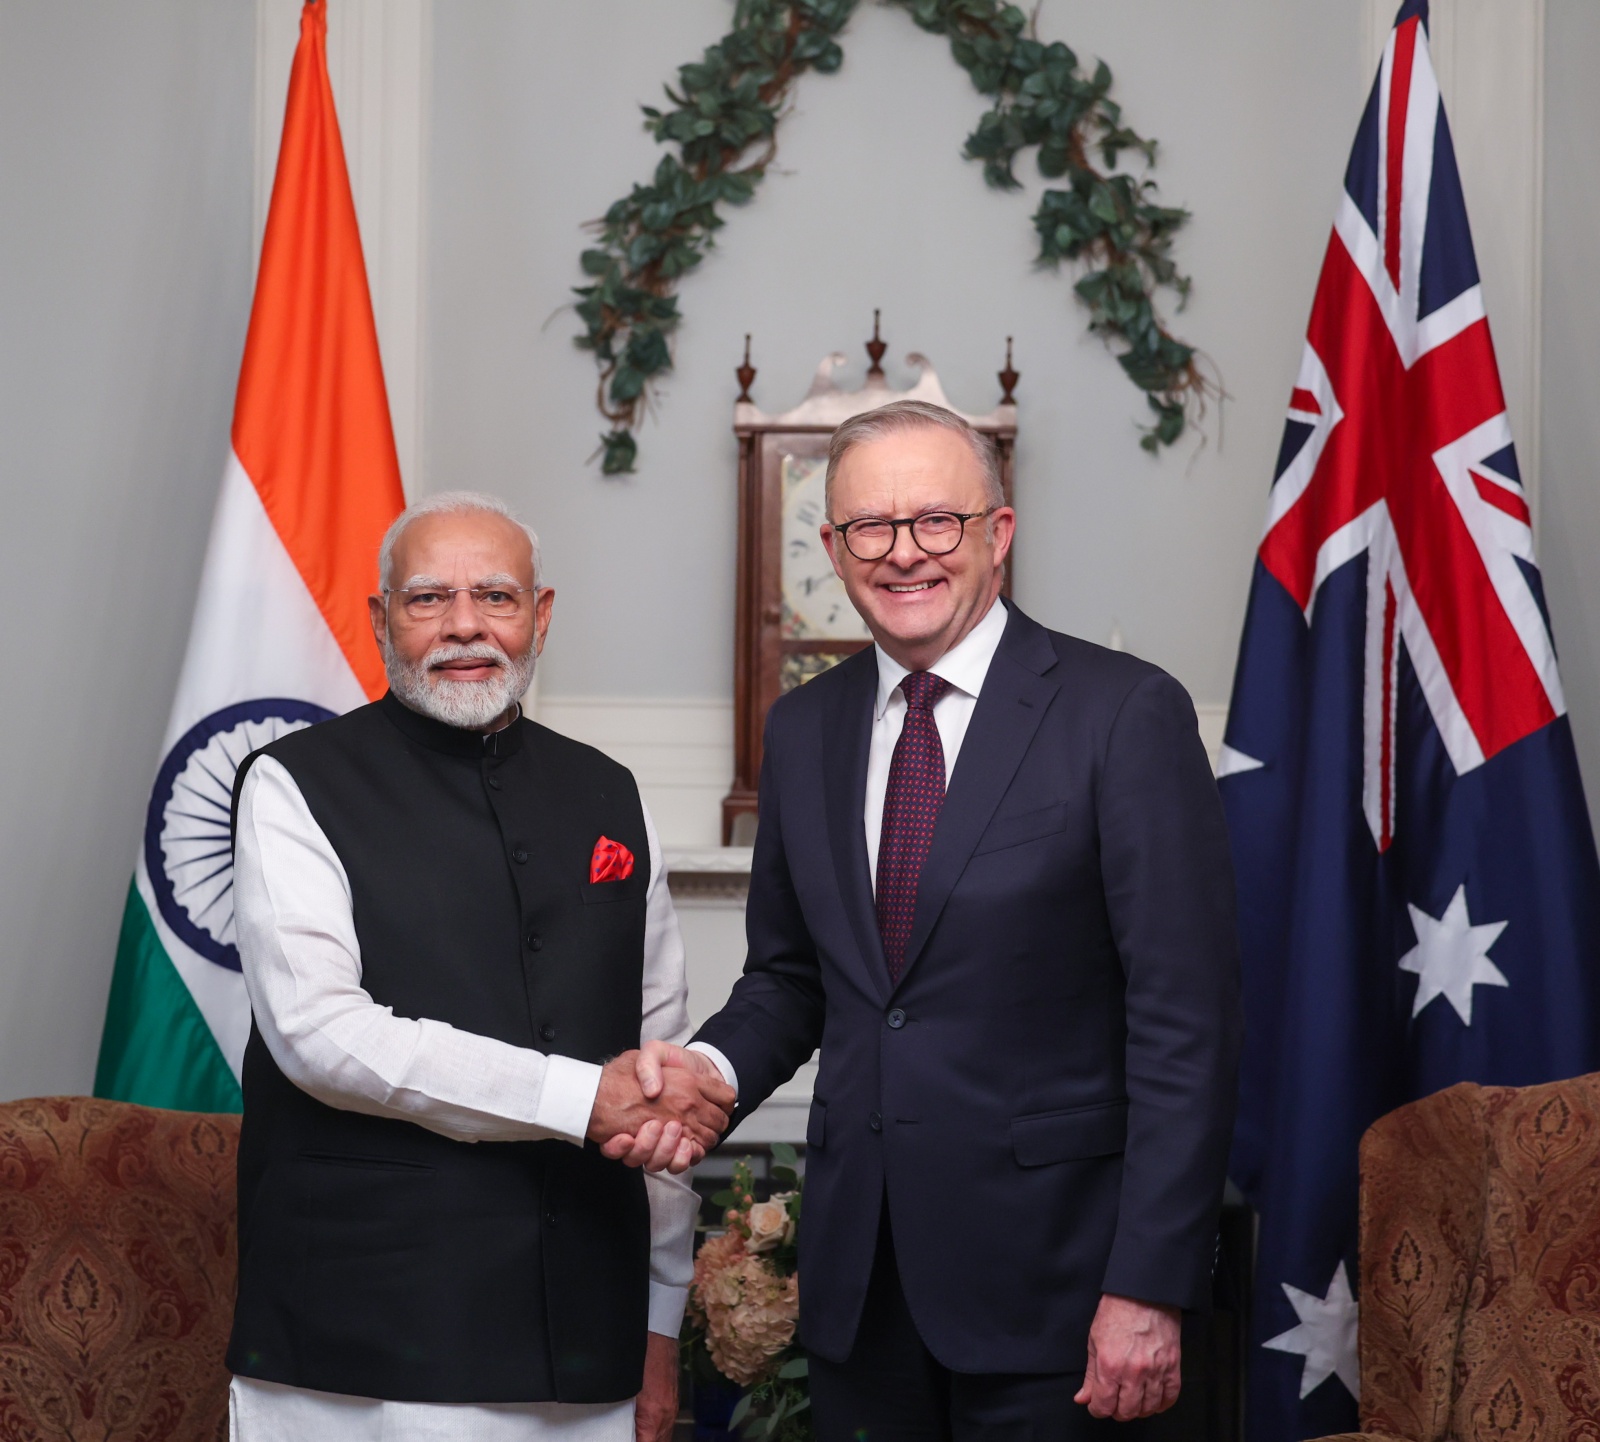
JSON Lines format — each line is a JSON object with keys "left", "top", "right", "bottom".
{"left": 869, "top": 1112, "right": 883, "bottom": 1132}
{"left": 886, "top": 1008, "right": 906, "bottom": 1029}
{"left": 511, "top": 848, "right": 529, "bottom": 864}
{"left": 487, "top": 774, "right": 502, "bottom": 790}
{"left": 545, "top": 1211, "right": 558, "bottom": 1226}
{"left": 539, "top": 1024, "right": 556, "bottom": 1044}
{"left": 525, "top": 932, "right": 543, "bottom": 951}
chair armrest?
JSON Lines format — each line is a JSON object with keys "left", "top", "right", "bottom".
{"left": 1309, "top": 1434, "right": 1416, "bottom": 1441}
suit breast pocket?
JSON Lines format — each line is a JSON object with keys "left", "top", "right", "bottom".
{"left": 972, "top": 802, "right": 1071, "bottom": 856}
{"left": 581, "top": 880, "right": 642, "bottom": 906}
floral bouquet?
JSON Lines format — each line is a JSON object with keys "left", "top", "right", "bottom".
{"left": 684, "top": 1143, "right": 810, "bottom": 1441}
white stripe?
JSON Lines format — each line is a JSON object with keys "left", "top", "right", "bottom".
{"left": 140, "top": 452, "right": 369, "bottom": 1078}
{"left": 1396, "top": 30, "right": 1438, "bottom": 339}
{"left": 1263, "top": 342, "right": 1345, "bottom": 539}
{"left": 1389, "top": 543, "right": 1486, "bottom": 774}
{"left": 163, "top": 452, "right": 367, "bottom": 751}
{"left": 1430, "top": 415, "right": 1565, "bottom": 716}
{"left": 1361, "top": 508, "right": 1396, "bottom": 846}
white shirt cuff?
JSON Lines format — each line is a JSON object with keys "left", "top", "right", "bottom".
{"left": 534, "top": 1054, "right": 604, "bottom": 1145}
{"left": 687, "top": 1041, "right": 739, "bottom": 1098}
{"left": 648, "top": 1281, "right": 690, "bottom": 1337}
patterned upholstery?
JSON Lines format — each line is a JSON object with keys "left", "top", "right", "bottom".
{"left": 1315, "top": 1072, "right": 1600, "bottom": 1442}
{"left": 0, "top": 1097, "right": 238, "bottom": 1442}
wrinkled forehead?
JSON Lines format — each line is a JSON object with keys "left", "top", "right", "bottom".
{"left": 830, "top": 427, "right": 990, "bottom": 518}
{"left": 389, "top": 510, "right": 535, "bottom": 583}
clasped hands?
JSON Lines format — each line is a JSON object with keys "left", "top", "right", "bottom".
{"left": 588, "top": 1046, "right": 1180, "bottom": 1423}
{"left": 586, "top": 1042, "right": 733, "bottom": 1174}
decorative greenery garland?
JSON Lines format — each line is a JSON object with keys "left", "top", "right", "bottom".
{"left": 575, "top": 0, "right": 1209, "bottom": 474}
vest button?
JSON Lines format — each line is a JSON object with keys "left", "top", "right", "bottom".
{"left": 525, "top": 932, "right": 543, "bottom": 952}
{"left": 886, "top": 1008, "right": 906, "bottom": 1029}
{"left": 511, "top": 848, "right": 528, "bottom": 864}
{"left": 869, "top": 1111, "right": 883, "bottom": 1132}
{"left": 539, "top": 1024, "right": 556, "bottom": 1044}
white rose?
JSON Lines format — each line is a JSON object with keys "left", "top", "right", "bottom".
{"left": 745, "top": 1197, "right": 795, "bottom": 1253}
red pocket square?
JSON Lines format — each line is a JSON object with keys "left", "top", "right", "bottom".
{"left": 590, "top": 836, "right": 634, "bottom": 884}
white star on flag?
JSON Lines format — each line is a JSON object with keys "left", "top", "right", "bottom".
{"left": 1263, "top": 1260, "right": 1360, "bottom": 1400}
{"left": 1399, "top": 884, "right": 1509, "bottom": 1026}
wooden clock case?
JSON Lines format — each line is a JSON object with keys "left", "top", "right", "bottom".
{"left": 722, "top": 322, "right": 1018, "bottom": 844}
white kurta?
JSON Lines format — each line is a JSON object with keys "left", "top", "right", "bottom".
{"left": 229, "top": 754, "right": 699, "bottom": 1441}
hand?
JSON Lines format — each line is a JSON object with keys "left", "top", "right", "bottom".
{"left": 1074, "top": 1293, "right": 1182, "bottom": 1421}
{"left": 634, "top": 1331, "right": 679, "bottom": 1442}
{"left": 587, "top": 1049, "right": 734, "bottom": 1174}
{"left": 600, "top": 1042, "right": 735, "bottom": 1172}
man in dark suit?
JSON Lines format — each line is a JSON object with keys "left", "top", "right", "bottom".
{"left": 608, "top": 400, "right": 1241, "bottom": 1439}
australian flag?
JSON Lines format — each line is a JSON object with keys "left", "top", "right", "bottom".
{"left": 1219, "top": 3, "right": 1600, "bottom": 1438}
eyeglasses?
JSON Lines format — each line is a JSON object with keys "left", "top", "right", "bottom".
{"left": 383, "top": 585, "right": 537, "bottom": 621}
{"left": 829, "top": 510, "right": 993, "bottom": 562}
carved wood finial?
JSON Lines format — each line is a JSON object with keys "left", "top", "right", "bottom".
{"left": 735, "top": 334, "right": 756, "bottom": 403}
{"left": 998, "top": 335, "right": 1019, "bottom": 404}
{"left": 865, "top": 309, "right": 887, "bottom": 381}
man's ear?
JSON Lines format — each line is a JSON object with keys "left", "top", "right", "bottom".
{"left": 534, "top": 586, "right": 556, "bottom": 656}
{"left": 368, "top": 593, "right": 387, "bottom": 652}
{"left": 820, "top": 525, "right": 848, "bottom": 581}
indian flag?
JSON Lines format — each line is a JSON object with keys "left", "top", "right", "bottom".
{"left": 94, "top": 0, "right": 404, "bottom": 1112}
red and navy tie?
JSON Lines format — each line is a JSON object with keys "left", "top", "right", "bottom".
{"left": 875, "top": 670, "right": 952, "bottom": 984}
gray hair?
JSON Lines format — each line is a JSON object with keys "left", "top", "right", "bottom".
{"left": 378, "top": 491, "right": 542, "bottom": 589}
{"left": 824, "top": 400, "right": 1004, "bottom": 517}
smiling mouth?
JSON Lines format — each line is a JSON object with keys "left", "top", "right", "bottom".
{"left": 885, "top": 580, "right": 941, "bottom": 593}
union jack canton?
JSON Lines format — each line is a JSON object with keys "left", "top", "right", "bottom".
{"left": 1219, "top": 3, "right": 1600, "bottom": 1438}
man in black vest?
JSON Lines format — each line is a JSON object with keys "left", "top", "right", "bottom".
{"left": 609, "top": 403, "right": 1242, "bottom": 1439}
{"left": 226, "top": 492, "right": 734, "bottom": 1442}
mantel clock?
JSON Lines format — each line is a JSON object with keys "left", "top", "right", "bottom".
{"left": 723, "top": 317, "right": 1018, "bottom": 844}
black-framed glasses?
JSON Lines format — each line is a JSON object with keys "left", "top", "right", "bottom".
{"left": 830, "top": 510, "right": 993, "bottom": 562}
{"left": 383, "top": 585, "right": 537, "bottom": 621}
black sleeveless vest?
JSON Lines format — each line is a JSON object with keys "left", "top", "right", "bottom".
{"left": 225, "top": 693, "right": 652, "bottom": 1404}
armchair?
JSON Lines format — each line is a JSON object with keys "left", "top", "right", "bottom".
{"left": 1319, "top": 1072, "right": 1600, "bottom": 1442}
{"left": 0, "top": 1096, "right": 239, "bottom": 1441}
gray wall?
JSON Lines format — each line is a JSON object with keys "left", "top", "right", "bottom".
{"left": 1540, "top": 0, "right": 1600, "bottom": 839}
{"left": 3, "top": 2, "right": 1596, "bottom": 1101}
{"left": 427, "top": 0, "right": 1364, "bottom": 703}
{"left": 0, "top": 3, "right": 255, "bottom": 1098}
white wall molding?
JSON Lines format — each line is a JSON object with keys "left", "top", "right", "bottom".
{"left": 534, "top": 696, "right": 736, "bottom": 850}
{"left": 535, "top": 695, "right": 1232, "bottom": 852}
{"left": 1363, "top": 0, "right": 1545, "bottom": 524}
{"left": 254, "top": 0, "right": 430, "bottom": 494}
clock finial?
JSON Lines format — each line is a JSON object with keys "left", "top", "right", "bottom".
{"left": 998, "top": 336, "right": 1020, "bottom": 405}
{"left": 865, "top": 310, "right": 887, "bottom": 383}
{"left": 735, "top": 334, "right": 757, "bottom": 404}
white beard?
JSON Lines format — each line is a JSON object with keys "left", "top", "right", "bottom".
{"left": 384, "top": 638, "right": 537, "bottom": 731}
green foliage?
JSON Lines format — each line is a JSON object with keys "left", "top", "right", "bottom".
{"left": 575, "top": 0, "right": 1208, "bottom": 471}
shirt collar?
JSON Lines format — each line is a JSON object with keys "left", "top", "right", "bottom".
{"left": 873, "top": 596, "right": 1008, "bottom": 720}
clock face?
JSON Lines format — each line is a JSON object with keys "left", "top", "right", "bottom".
{"left": 780, "top": 453, "right": 871, "bottom": 643}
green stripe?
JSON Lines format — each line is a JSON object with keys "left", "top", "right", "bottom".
{"left": 94, "top": 880, "right": 242, "bottom": 1113}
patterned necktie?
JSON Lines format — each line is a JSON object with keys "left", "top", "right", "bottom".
{"left": 875, "top": 670, "right": 953, "bottom": 985}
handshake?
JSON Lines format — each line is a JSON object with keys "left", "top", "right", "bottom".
{"left": 585, "top": 1042, "right": 736, "bottom": 1174}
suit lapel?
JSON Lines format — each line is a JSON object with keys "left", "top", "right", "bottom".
{"left": 821, "top": 652, "right": 892, "bottom": 1004}
{"left": 897, "top": 606, "right": 1060, "bottom": 988}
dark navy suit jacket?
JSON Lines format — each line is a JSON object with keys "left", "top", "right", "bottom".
{"left": 694, "top": 602, "right": 1242, "bottom": 1373}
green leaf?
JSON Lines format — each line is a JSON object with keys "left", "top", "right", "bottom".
{"left": 609, "top": 366, "right": 645, "bottom": 403}
{"left": 600, "top": 430, "right": 637, "bottom": 475}
{"left": 777, "top": 1356, "right": 809, "bottom": 1379}
{"left": 770, "top": 1141, "right": 798, "bottom": 1167}
{"left": 728, "top": 1393, "right": 753, "bottom": 1427}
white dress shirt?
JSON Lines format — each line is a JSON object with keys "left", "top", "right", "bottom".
{"left": 691, "top": 596, "right": 1008, "bottom": 1097}
{"left": 229, "top": 754, "right": 697, "bottom": 1442}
